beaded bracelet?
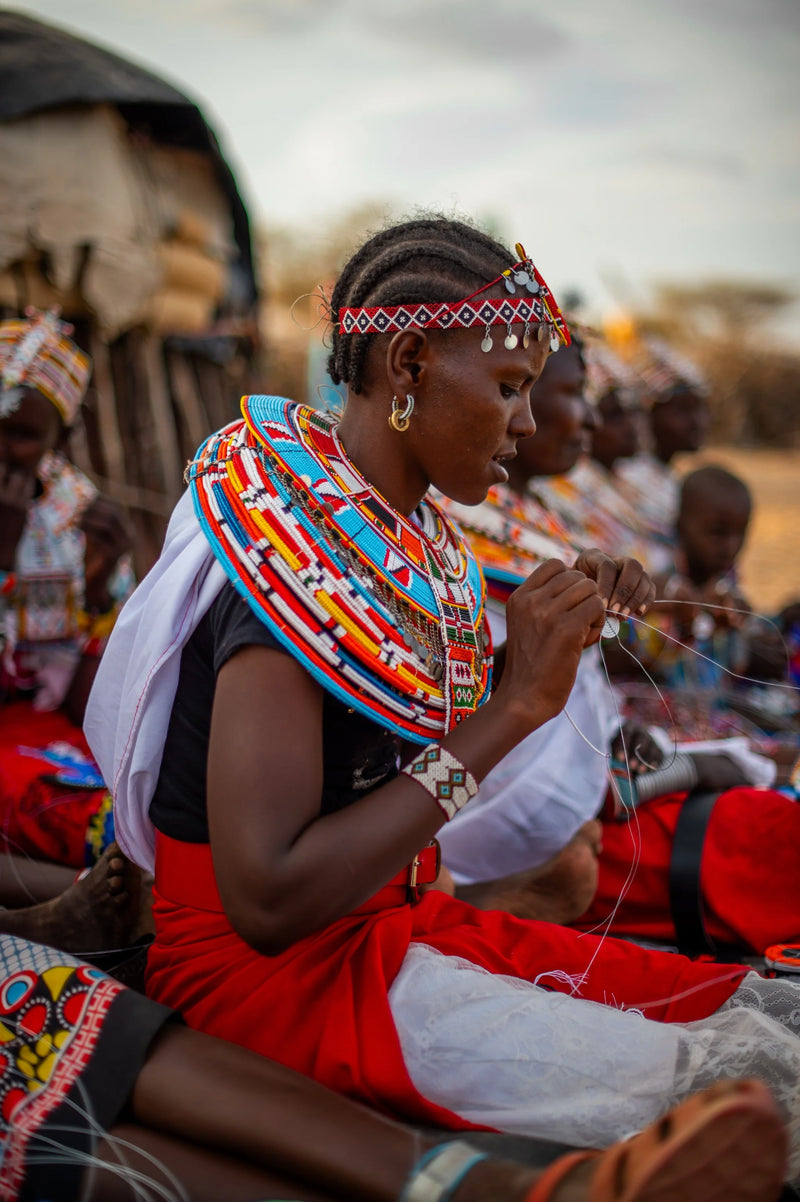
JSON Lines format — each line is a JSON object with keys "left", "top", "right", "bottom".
{"left": 400, "top": 1140, "right": 489, "bottom": 1202}
{"left": 401, "top": 745, "right": 478, "bottom": 821}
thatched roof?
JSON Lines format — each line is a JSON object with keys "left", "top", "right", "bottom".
{"left": 0, "top": 8, "right": 256, "bottom": 300}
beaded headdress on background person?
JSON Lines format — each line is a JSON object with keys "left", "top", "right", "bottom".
{"left": 339, "top": 243, "right": 571, "bottom": 354}
{"left": 584, "top": 337, "right": 640, "bottom": 409}
{"left": 0, "top": 308, "right": 90, "bottom": 426}
{"left": 635, "top": 336, "right": 708, "bottom": 408}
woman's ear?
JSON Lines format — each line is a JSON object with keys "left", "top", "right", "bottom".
{"left": 385, "top": 330, "right": 430, "bottom": 398}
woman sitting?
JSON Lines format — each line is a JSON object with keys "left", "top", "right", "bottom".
{"left": 87, "top": 217, "right": 800, "bottom": 1181}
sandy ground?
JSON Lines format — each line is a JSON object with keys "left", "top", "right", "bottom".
{"left": 675, "top": 446, "right": 800, "bottom": 614}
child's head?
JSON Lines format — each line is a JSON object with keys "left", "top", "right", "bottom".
{"left": 677, "top": 465, "right": 752, "bottom": 585}
{"left": 637, "top": 338, "right": 710, "bottom": 462}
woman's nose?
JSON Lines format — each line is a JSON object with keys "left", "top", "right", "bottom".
{"left": 512, "top": 396, "right": 536, "bottom": 439}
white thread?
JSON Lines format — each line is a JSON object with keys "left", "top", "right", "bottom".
{"left": 603, "top": 620, "right": 682, "bottom": 770}
{"left": 563, "top": 706, "right": 609, "bottom": 758}
{"left": 28, "top": 1083, "right": 190, "bottom": 1202}
{"left": 641, "top": 603, "right": 799, "bottom": 694}
{"left": 552, "top": 592, "right": 795, "bottom": 1014}
{"left": 569, "top": 639, "right": 645, "bottom": 973}
{"left": 289, "top": 287, "right": 330, "bottom": 333}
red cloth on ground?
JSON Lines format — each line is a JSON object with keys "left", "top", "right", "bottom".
{"left": 0, "top": 700, "right": 106, "bottom": 867}
{"left": 147, "top": 834, "right": 748, "bottom": 1130}
{"left": 576, "top": 787, "right": 800, "bottom": 952}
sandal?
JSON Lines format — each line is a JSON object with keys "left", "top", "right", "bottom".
{"left": 524, "top": 1079, "right": 788, "bottom": 1202}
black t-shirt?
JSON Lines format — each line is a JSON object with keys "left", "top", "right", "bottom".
{"left": 149, "top": 581, "right": 404, "bottom": 842}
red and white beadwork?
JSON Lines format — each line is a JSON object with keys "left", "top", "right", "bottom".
{"left": 338, "top": 246, "right": 571, "bottom": 350}
{"left": 340, "top": 296, "right": 547, "bottom": 337}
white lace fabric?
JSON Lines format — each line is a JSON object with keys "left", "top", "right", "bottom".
{"left": 389, "top": 947, "right": 800, "bottom": 1182}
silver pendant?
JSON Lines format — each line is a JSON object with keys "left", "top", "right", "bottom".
{"left": 504, "top": 333, "right": 518, "bottom": 350}
{"left": 481, "top": 333, "right": 493, "bottom": 352}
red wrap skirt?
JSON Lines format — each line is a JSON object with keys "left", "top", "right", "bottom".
{"left": 146, "top": 833, "right": 749, "bottom": 1130}
{"left": 579, "top": 786, "right": 800, "bottom": 952}
{"left": 0, "top": 700, "right": 111, "bottom": 867}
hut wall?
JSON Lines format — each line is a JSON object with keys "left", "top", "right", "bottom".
{"left": 0, "top": 103, "right": 256, "bottom": 575}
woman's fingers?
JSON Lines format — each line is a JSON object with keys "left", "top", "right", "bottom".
{"left": 572, "top": 550, "right": 654, "bottom": 618}
{"left": 523, "top": 560, "right": 599, "bottom": 604}
{"left": 605, "top": 557, "right": 653, "bottom": 617}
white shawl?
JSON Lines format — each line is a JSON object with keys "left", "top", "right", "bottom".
{"left": 83, "top": 491, "right": 226, "bottom": 871}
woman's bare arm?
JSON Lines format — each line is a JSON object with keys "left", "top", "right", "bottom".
{"left": 207, "top": 560, "right": 606, "bottom": 954}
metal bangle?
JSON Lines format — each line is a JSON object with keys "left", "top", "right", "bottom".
{"left": 633, "top": 753, "right": 700, "bottom": 804}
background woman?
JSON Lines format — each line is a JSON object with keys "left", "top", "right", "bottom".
{"left": 0, "top": 309, "right": 131, "bottom": 872}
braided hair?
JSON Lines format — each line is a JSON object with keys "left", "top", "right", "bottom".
{"left": 327, "top": 217, "right": 516, "bottom": 394}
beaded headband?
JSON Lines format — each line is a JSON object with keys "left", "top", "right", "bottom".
{"left": 584, "top": 339, "right": 640, "bottom": 409}
{"left": 0, "top": 307, "right": 90, "bottom": 426}
{"left": 339, "top": 243, "right": 571, "bottom": 354}
{"left": 636, "top": 336, "right": 709, "bottom": 407}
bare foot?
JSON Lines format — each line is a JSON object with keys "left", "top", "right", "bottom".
{"left": 0, "top": 842, "right": 146, "bottom": 955}
{"left": 455, "top": 821, "right": 602, "bottom": 924}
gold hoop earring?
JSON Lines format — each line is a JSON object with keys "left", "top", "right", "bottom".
{"left": 389, "top": 393, "right": 414, "bottom": 432}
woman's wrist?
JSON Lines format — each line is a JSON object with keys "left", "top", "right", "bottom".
{"left": 400, "top": 1142, "right": 489, "bottom": 1202}
{"left": 483, "top": 688, "right": 556, "bottom": 746}
{"left": 402, "top": 746, "right": 478, "bottom": 820}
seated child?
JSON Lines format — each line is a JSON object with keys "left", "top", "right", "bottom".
{"left": 619, "top": 465, "right": 753, "bottom": 689}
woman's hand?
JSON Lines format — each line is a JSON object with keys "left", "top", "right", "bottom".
{"left": 655, "top": 572, "right": 750, "bottom": 636}
{"left": 573, "top": 548, "right": 655, "bottom": 619}
{"left": 0, "top": 463, "right": 36, "bottom": 570}
{"left": 496, "top": 559, "right": 606, "bottom": 731}
{"left": 696, "top": 577, "right": 750, "bottom": 630}
{"left": 80, "top": 496, "right": 133, "bottom": 612}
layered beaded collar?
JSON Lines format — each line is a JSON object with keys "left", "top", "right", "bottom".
{"left": 187, "top": 396, "right": 491, "bottom": 741}
{"left": 439, "top": 484, "right": 578, "bottom": 607}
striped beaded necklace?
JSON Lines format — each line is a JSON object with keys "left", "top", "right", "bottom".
{"left": 187, "top": 395, "right": 491, "bottom": 741}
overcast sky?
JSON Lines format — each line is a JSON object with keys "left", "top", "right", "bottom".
{"left": 12, "top": 0, "right": 800, "bottom": 328}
